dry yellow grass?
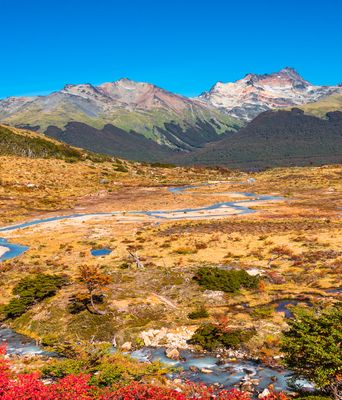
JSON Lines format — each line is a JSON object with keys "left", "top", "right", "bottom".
{"left": 0, "top": 161, "right": 341, "bottom": 351}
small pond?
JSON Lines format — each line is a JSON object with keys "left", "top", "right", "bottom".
{"left": 90, "top": 248, "right": 112, "bottom": 256}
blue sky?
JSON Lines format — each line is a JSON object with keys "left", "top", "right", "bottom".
{"left": 1, "top": 0, "right": 342, "bottom": 98}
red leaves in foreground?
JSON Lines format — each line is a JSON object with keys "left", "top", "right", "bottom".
{"left": 0, "top": 346, "right": 287, "bottom": 400}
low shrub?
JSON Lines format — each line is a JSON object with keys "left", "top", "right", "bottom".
{"left": 3, "top": 274, "right": 67, "bottom": 319}
{"left": 193, "top": 267, "right": 260, "bottom": 293}
{"left": 188, "top": 308, "right": 209, "bottom": 320}
{"left": 188, "top": 323, "right": 255, "bottom": 351}
{"left": 250, "top": 305, "right": 274, "bottom": 319}
{"left": 42, "top": 342, "right": 169, "bottom": 386}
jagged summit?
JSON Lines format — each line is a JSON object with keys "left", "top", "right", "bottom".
{"left": 198, "top": 67, "right": 341, "bottom": 120}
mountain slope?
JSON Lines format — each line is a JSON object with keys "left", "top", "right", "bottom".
{"left": 297, "top": 93, "right": 342, "bottom": 118}
{"left": 0, "top": 124, "right": 87, "bottom": 160}
{"left": 0, "top": 78, "right": 241, "bottom": 152}
{"left": 198, "top": 67, "right": 341, "bottom": 121}
{"left": 179, "top": 109, "right": 342, "bottom": 170}
{"left": 45, "top": 122, "right": 176, "bottom": 162}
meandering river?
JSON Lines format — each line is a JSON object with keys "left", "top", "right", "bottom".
{"left": 0, "top": 184, "right": 282, "bottom": 262}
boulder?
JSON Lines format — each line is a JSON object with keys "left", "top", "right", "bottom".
{"left": 258, "top": 388, "right": 270, "bottom": 398}
{"left": 121, "top": 342, "right": 132, "bottom": 351}
{"left": 200, "top": 368, "right": 213, "bottom": 374}
{"left": 165, "top": 348, "right": 180, "bottom": 360}
{"left": 141, "top": 333, "right": 152, "bottom": 346}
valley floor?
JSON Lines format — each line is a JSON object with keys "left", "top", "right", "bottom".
{"left": 0, "top": 158, "right": 341, "bottom": 387}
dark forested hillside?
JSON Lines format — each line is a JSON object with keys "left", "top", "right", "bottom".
{"left": 180, "top": 109, "right": 342, "bottom": 170}
{"left": 45, "top": 122, "right": 177, "bottom": 162}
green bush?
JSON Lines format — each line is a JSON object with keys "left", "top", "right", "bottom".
{"left": 250, "top": 305, "right": 274, "bottom": 319}
{"left": 42, "top": 342, "right": 170, "bottom": 387}
{"left": 42, "top": 359, "right": 86, "bottom": 378}
{"left": 4, "top": 274, "right": 67, "bottom": 319}
{"left": 188, "top": 308, "right": 209, "bottom": 319}
{"left": 281, "top": 306, "right": 342, "bottom": 398}
{"left": 193, "top": 267, "right": 260, "bottom": 293}
{"left": 188, "top": 323, "right": 255, "bottom": 351}
{"left": 149, "top": 162, "right": 176, "bottom": 168}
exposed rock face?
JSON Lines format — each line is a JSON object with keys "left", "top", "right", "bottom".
{"left": 198, "top": 67, "right": 342, "bottom": 120}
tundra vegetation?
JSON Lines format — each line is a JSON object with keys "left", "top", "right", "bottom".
{"left": 0, "top": 133, "right": 341, "bottom": 397}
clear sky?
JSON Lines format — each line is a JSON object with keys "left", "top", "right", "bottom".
{"left": 1, "top": 0, "right": 342, "bottom": 98}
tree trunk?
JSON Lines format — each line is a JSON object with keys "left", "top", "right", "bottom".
{"left": 89, "top": 292, "right": 107, "bottom": 315}
{"left": 330, "top": 382, "right": 341, "bottom": 400}
{"left": 129, "top": 251, "right": 144, "bottom": 269}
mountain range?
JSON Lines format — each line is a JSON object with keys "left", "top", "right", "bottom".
{"left": 1, "top": 67, "right": 342, "bottom": 168}
{"left": 0, "top": 78, "right": 241, "bottom": 153}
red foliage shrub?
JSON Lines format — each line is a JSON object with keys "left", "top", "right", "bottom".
{"left": 100, "top": 381, "right": 186, "bottom": 399}
{"left": 0, "top": 347, "right": 287, "bottom": 400}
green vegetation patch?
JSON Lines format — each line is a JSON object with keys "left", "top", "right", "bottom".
{"left": 3, "top": 274, "right": 67, "bottom": 319}
{"left": 193, "top": 266, "right": 260, "bottom": 293}
{"left": 0, "top": 125, "right": 82, "bottom": 160}
{"left": 0, "top": 125, "right": 108, "bottom": 162}
{"left": 188, "top": 323, "right": 255, "bottom": 351}
{"left": 281, "top": 305, "right": 342, "bottom": 398}
{"left": 188, "top": 307, "right": 209, "bottom": 320}
{"left": 42, "top": 342, "right": 169, "bottom": 387}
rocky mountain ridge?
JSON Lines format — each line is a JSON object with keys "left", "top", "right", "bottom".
{"left": 198, "top": 67, "right": 342, "bottom": 120}
{"left": 0, "top": 78, "right": 240, "bottom": 151}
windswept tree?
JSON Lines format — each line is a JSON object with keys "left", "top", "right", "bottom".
{"left": 78, "top": 265, "right": 111, "bottom": 315}
{"left": 281, "top": 305, "right": 342, "bottom": 399}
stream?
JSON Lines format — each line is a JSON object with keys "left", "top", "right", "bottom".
{"left": 0, "top": 327, "right": 310, "bottom": 392}
{"left": 0, "top": 184, "right": 282, "bottom": 262}
{"left": 0, "top": 183, "right": 308, "bottom": 391}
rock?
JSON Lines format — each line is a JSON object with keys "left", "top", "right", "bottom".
{"left": 100, "top": 179, "right": 109, "bottom": 184}
{"left": 189, "top": 366, "right": 199, "bottom": 372}
{"left": 140, "top": 333, "right": 152, "bottom": 346}
{"left": 246, "top": 268, "right": 264, "bottom": 276}
{"left": 165, "top": 348, "right": 180, "bottom": 360}
{"left": 121, "top": 342, "right": 132, "bottom": 351}
{"left": 259, "top": 388, "right": 270, "bottom": 398}
{"left": 203, "top": 290, "right": 225, "bottom": 301}
{"left": 240, "top": 381, "right": 253, "bottom": 392}
{"left": 243, "top": 368, "right": 255, "bottom": 375}
{"left": 200, "top": 368, "right": 213, "bottom": 374}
